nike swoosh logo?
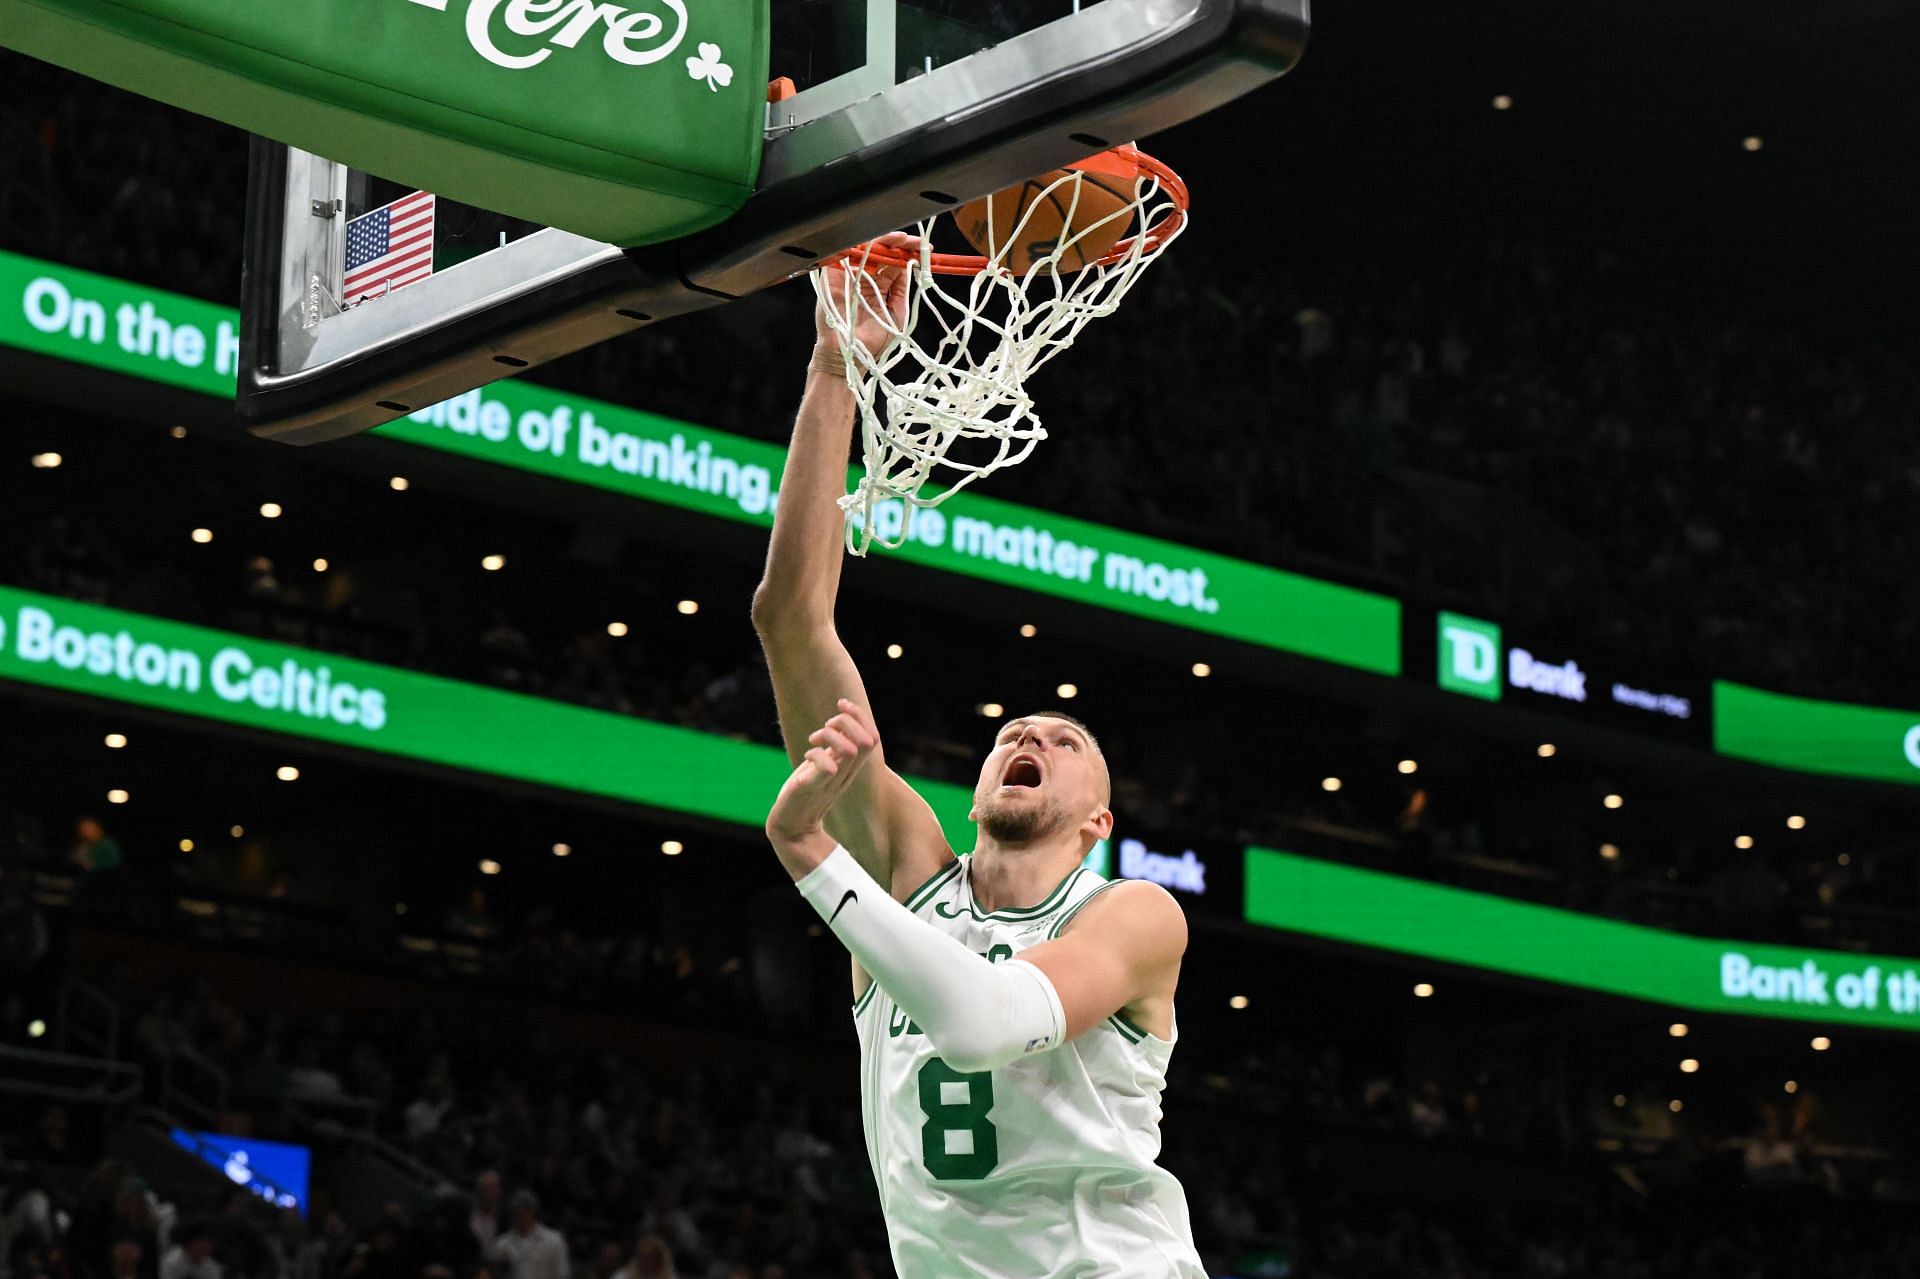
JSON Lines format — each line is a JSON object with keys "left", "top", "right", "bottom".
{"left": 828, "top": 889, "right": 857, "bottom": 925}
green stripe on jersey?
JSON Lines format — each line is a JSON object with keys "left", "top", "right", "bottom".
{"left": 903, "top": 859, "right": 963, "bottom": 912}
{"left": 936, "top": 866, "right": 1086, "bottom": 923}
{"left": 1048, "top": 878, "right": 1125, "bottom": 939}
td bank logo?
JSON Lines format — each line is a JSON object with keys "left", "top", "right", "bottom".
{"left": 1438, "top": 612, "right": 1502, "bottom": 701}
{"left": 405, "top": 0, "right": 722, "bottom": 81}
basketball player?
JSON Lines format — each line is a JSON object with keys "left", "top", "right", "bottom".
{"left": 751, "top": 238, "right": 1203, "bottom": 1278}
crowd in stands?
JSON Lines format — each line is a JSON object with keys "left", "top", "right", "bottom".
{"left": 4, "top": 948, "right": 1917, "bottom": 1279}
{"left": 7, "top": 51, "right": 1920, "bottom": 706}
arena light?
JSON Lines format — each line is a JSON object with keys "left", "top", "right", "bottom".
{"left": 1784, "top": 1080, "right": 1799, "bottom": 1094}
{"left": 104, "top": 733, "right": 127, "bottom": 749}
{"left": 607, "top": 621, "right": 629, "bottom": 637}
{"left": 1055, "top": 682, "right": 1079, "bottom": 699}
{"left": 1229, "top": 995, "right": 1249, "bottom": 1010}
{"left": 677, "top": 599, "right": 700, "bottom": 615}
{"left": 1191, "top": 662, "right": 1211, "bottom": 678}
{"left": 1599, "top": 843, "right": 1620, "bottom": 861}
{"left": 661, "top": 840, "right": 685, "bottom": 856}
{"left": 1669, "top": 1023, "right": 1688, "bottom": 1038}
{"left": 1603, "top": 793, "right": 1624, "bottom": 810}
{"left": 886, "top": 644, "right": 904, "bottom": 659}
{"left": 1811, "top": 1036, "right": 1831, "bottom": 1051}
{"left": 179, "top": 839, "right": 194, "bottom": 853}
{"left": 170, "top": 425, "right": 188, "bottom": 439}
{"left": 978, "top": 703, "right": 1005, "bottom": 718}
{"left": 1612, "top": 1094, "right": 1627, "bottom": 1108}
{"left": 1492, "top": 94, "right": 1513, "bottom": 110}
{"left": 31, "top": 452, "right": 62, "bottom": 468}
{"left": 191, "top": 527, "right": 213, "bottom": 544}
{"left": 1668, "top": 1099, "right": 1683, "bottom": 1114}
{"left": 478, "top": 858, "right": 502, "bottom": 875}
{"left": 1838, "top": 853, "right": 1852, "bottom": 866}
{"left": 552, "top": 843, "right": 571, "bottom": 858}
{"left": 313, "top": 558, "right": 329, "bottom": 572}
{"left": 107, "top": 789, "right": 129, "bottom": 804}
{"left": 481, "top": 554, "right": 506, "bottom": 571}
{"left": 1537, "top": 743, "right": 1556, "bottom": 758}
{"left": 1413, "top": 982, "right": 1434, "bottom": 998}
{"left": 1734, "top": 835, "right": 1754, "bottom": 850}
{"left": 230, "top": 825, "right": 245, "bottom": 838}
{"left": 260, "top": 502, "right": 283, "bottom": 519}
{"left": 389, "top": 475, "right": 410, "bottom": 491}
{"left": 276, "top": 766, "right": 300, "bottom": 782}
{"left": 1321, "top": 776, "right": 1342, "bottom": 792}
{"left": 1787, "top": 815, "right": 1807, "bottom": 830}
{"left": 1397, "top": 759, "right": 1417, "bottom": 775}
{"left": 1019, "top": 624, "right": 1038, "bottom": 638}
{"left": 27, "top": 1020, "right": 46, "bottom": 1039}
{"left": 1680, "top": 1058, "right": 1700, "bottom": 1074}
{"left": 1743, "top": 135, "right": 1764, "bottom": 151}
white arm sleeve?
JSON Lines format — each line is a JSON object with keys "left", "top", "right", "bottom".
{"left": 796, "top": 846, "right": 1066, "bottom": 1072}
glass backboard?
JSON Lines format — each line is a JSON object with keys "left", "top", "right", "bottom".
{"left": 240, "top": 0, "right": 1309, "bottom": 444}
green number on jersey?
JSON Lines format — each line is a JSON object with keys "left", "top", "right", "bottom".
{"left": 916, "top": 1057, "right": 999, "bottom": 1180}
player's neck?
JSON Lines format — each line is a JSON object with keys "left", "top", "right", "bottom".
{"left": 966, "top": 837, "right": 1086, "bottom": 915}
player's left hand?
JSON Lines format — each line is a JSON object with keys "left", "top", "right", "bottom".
{"left": 814, "top": 233, "right": 919, "bottom": 358}
{"left": 766, "top": 698, "right": 881, "bottom": 868}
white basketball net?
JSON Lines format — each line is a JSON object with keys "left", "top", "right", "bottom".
{"left": 811, "top": 149, "right": 1187, "bottom": 555}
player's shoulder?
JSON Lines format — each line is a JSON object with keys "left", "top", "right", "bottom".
{"left": 1064, "top": 876, "right": 1188, "bottom": 947}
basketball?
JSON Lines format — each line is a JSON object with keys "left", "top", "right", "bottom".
{"left": 956, "top": 152, "right": 1140, "bottom": 274}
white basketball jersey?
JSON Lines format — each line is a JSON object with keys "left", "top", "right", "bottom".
{"left": 853, "top": 855, "right": 1204, "bottom": 1279}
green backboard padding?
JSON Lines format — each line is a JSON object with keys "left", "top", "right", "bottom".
{"left": 1, "top": 0, "right": 767, "bottom": 247}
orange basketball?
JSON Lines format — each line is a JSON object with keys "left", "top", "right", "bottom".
{"left": 956, "top": 152, "right": 1139, "bottom": 274}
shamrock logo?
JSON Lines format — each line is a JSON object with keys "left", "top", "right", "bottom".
{"left": 686, "top": 42, "right": 732, "bottom": 91}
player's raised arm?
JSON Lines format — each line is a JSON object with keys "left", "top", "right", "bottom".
{"left": 750, "top": 237, "right": 954, "bottom": 901}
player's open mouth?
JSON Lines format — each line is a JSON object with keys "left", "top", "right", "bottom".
{"left": 1002, "top": 754, "right": 1043, "bottom": 789}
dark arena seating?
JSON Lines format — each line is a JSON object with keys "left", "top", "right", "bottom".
{"left": 8, "top": 2, "right": 1920, "bottom": 1277}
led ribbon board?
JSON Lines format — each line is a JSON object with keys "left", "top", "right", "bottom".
{"left": 1714, "top": 680, "right": 1920, "bottom": 786}
{"left": 1428, "top": 608, "right": 1708, "bottom": 745}
{"left": 0, "top": 584, "right": 976, "bottom": 844}
{"left": 0, "top": 0, "right": 766, "bottom": 245}
{"left": 0, "top": 250, "right": 1402, "bottom": 677}
{"left": 1244, "top": 847, "right": 1920, "bottom": 1031}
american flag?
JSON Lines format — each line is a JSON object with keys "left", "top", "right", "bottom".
{"left": 343, "top": 191, "right": 435, "bottom": 306}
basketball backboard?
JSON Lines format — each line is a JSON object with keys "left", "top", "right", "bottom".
{"left": 239, "top": 0, "right": 1309, "bottom": 444}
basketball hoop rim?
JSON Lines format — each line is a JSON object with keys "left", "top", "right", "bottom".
{"left": 826, "top": 145, "right": 1188, "bottom": 277}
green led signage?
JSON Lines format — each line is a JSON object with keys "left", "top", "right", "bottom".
{"left": 0, "top": 583, "right": 977, "bottom": 844}
{"left": 1714, "top": 681, "right": 1920, "bottom": 786}
{"left": 384, "top": 387, "right": 1401, "bottom": 675}
{"left": 1436, "top": 610, "right": 1502, "bottom": 700}
{"left": 1, "top": 249, "right": 1401, "bottom": 678}
{"left": 1244, "top": 847, "right": 1920, "bottom": 1031}
{"left": 0, "top": 250, "right": 239, "bottom": 398}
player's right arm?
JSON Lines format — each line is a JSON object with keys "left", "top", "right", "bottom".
{"left": 750, "top": 239, "right": 955, "bottom": 902}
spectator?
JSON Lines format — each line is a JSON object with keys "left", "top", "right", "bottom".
{"left": 68, "top": 816, "right": 123, "bottom": 903}
{"left": 109, "top": 1239, "right": 145, "bottom": 1279}
{"left": 467, "top": 1174, "right": 503, "bottom": 1258}
{"left": 617, "top": 1236, "right": 674, "bottom": 1279}
{"left": 489, "top": 1193, "right": 565, "bottom": 1279}
{"left": 159, "top": 1227, "right": 220, "bottom": 1279}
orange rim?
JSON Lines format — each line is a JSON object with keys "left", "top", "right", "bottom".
{"left": 825, "top": 145, "right": 1188, "bottom": 278}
